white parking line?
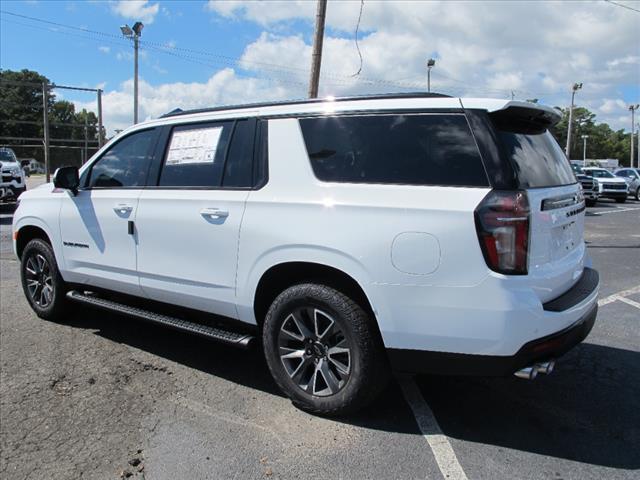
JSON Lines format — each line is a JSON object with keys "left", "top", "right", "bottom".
{"left": 615, "top": 296, "right": 640, "bottom": 310}
{"left": 598, "top": 285, "right": 640, "bottom": 306}
{"left": 590, "top": 206, "right": 640, "bottom": 216}
{"left": 399, "top": 377, "right": 468, "bottom": 480}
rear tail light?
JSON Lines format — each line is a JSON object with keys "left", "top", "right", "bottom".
{"left": 474, "top": 190, "right": 530, "bottom": 275}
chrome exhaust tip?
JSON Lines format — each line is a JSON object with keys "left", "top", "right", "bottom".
{"left": 514, "top": 366, "right": 538, "bottom": 380}
{"left": 535, "top": 360, "right": 555, "bottom": 375}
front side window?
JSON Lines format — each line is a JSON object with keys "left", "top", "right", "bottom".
{"left": 299, "top": 114, "right": 488, "bottom": 187}
{"left": 87, "top": 129, "right": 156, "bottom": 188}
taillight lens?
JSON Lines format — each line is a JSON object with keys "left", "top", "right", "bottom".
{"left": 474, "top": 190, "right": 530, "bottom": 275}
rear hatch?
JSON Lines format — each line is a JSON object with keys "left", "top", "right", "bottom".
{"left": 490, "top": 105, "right": 586, "bottom": 304}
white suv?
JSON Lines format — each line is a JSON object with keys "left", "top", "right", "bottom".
{"left": 0, "top": 147, "right": 27, "bottom": 203}
{"left": 12, "top": 94, "right": 599, "bottom": 415}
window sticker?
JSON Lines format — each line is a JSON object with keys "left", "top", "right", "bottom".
{"left": 166, "top": 127, "right": 222, "bottom": 165}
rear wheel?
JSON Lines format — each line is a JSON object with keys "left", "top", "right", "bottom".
{"left": 20, "top": 239, "right": 70, "bottom": 321}
{"left": 635, "top": 187, "right": 639, "bottom": 201}
{"left": 263, "top": 283, "right": 388, "bottom": 416}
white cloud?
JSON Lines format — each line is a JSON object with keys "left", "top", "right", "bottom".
{"left": 73, "top": 70, "right": 290, "bottom": 135}
{"left": 98, "top": 46, "right": 110, "bottom": 54}
{"left": 205, "top": 0, "right": 639, "bottom": 129}
{"left": 80, "top": 1, "right": 638, "bottom": 134}
{"left": 112, "top": 0, "right": 159, "bottom": 25}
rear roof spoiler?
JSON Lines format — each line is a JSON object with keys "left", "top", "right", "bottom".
{"left": 462, "top": 99, "right": 562, "bottom": 134}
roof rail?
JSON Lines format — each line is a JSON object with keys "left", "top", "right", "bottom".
{"left": 160, "top": 92, "right": 452, "bottom": 118}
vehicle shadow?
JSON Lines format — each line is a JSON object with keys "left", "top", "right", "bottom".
{"left": 56, "top": 309, "right": 639, "bottom": 469}
{"left": 415, "top": 342, "right": 640, "bottom": 470}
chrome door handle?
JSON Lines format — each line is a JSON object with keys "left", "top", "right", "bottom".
{"left": 200, "top": 208, "right": 229, "bottom": 219}
{"left": 114, "top": 204, "right": 133, "bottom": 214}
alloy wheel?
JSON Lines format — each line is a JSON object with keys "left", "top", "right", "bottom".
{"left": 278, "top": 307, "right": 351, "bottom": 397}
{"left": 24, "top": 253, "right": 54, "bottom": 308}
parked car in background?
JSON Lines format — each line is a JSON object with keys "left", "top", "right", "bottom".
{"left": 583, "top": 167, "right": 629, "bottom": 203}
{"left": 21, "top": 158, "right": 45, "bottom": 175}
{"left": 12, "top": 94, "right": 599, "bottom": 415}
{"left": 614, "top": 168, "right": 640, "bottom": 201}
{"left": 571, "top": 164, "right": 599, "bottom": 207}
{"left": 0, "top": 147, "right": 27, "bottom": 204}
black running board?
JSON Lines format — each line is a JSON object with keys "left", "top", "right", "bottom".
{"left": 66, "top": 290, "right": 254, "bottom": 348}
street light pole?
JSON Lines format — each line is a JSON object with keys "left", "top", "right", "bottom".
{"left": 565, "top": 82, "right": 582, "bottom": 159}
{"left": 120, "top": 22, "right": 144, "bottom": 124}
{"left": 134, "top": 33, "right": 139, "bottom": 124}
{"left": 629, "top": 104, "right": 639, "bottom": 168}
{"left": 427, "top": 58, "right": 435, "bottom": 93}
{"left": 581, "top": 135, "right": 589, "bottom": 166}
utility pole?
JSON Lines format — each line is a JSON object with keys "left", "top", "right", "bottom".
{"left": 83, "top": 112, "right": 89, "bottom": 165}
{"left": 97, "top": 88, "right": 104, "bottom": 148}
{"left": 41, "top": 82, "right": 50, "bottom": 183}
{"left": 120, "top": 22, "right": 144, "bottom": 124}
{"left": 581, "top": 135, "right": 589, "bottom": 166}
{"left": 427, "top": 58, "right": 435, "bottom": 93}
{"left": 308, "top": 0, "right": 327, "bottom": 98}
{"left": 565, "top": 82, "right": 582, "bottom": 159}
{"left": 629, "top": 104, "right": 639, "bottom": 168}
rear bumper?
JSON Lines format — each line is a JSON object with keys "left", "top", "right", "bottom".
{"left": 387, "top": 267, "right": 599, "bottom": 376}
{"left": 388, "top": 303, "right": 597, "bottom": 376}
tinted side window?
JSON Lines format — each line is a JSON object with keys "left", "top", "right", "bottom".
{"left": 222, "top": 120, "right": 254, "bottom": 188}
{"left": 87, "top": 129, "right": 156, "bottom": 188}
{"left": 159, "top": 122, "right": 233, "bottom": 187}
{"left": 299, "top": 114, "right": 488, "bottom": 186}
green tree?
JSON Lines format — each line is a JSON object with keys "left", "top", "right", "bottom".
{"left": 1, "top": 69, "right": 102, "bottom": 169}
{"left": 550, "top": 106, "right": 632, "bottom": 166}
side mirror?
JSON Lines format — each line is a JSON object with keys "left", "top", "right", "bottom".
{"left": 53, "top": 166, "right": 80, "bottom": 195}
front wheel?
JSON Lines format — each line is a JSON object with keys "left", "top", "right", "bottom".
{"left": 20, "top": 239, "right": 70, "bottom": 321}
{"left": 585, "top": 198, "right": 597, "bottom": 207}
{"left": 263, "top": 283, "right": 389, "bottom": 416}
{"left": 615, "top": 197, "right": 626, "bottom": 204}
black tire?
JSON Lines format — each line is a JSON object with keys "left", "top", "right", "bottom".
{"left": 263, "top": 283, "right": 389, "bottom": 416}
{"left": 585, "top": 198, "right": 596, "bottom": 207}
{"left": 615, "top": 197, "right": 626, "bottom": 203}
{"left": 635, "top": 187, "right": 640, "bottom": 202}
{"left": 20, "top": 238, "right": 70, "bottom": 321}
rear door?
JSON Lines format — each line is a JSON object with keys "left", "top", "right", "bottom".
{"left": 135, "top": 117, "right": 257, "bottom": 318}
{"left": 492, "top": 124, "right": 586, "bottom": 303}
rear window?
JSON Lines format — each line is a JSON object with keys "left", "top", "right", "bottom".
{"left": 497, "top": 130, "right": 576, "bottom": 188}
{"left": 299, "top": 114, "right": 488, "bottom": 187}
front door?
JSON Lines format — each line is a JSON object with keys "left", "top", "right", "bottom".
{"left": 59, "top": 128, "right": 158, "bottom": 296}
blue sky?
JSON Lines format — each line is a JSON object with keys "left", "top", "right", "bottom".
{"left": 1, "top": 1, "right": 638, "bottom": 134}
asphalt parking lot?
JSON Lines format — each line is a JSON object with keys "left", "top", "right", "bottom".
{"left": 1, "top": 177, "right": 639, "bottom": 480}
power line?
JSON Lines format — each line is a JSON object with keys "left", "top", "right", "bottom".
{"left": 603, "top": 0, "right": 640, "bottom": 14}
{"left": 0, "top": 9, "right": 426, "bottom": 91}
{"left": 351, "top": 0, "right": 365, "bottom": 77}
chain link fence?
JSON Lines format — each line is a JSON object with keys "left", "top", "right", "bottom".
{"left": 0, "top": 80, "right": 105, "bottom": 181}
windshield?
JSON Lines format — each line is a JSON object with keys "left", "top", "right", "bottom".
{"left": 0, "top": 150, "right": 18, "bottom": 162}
{"left": 496, "top": 130, "right": 576, "bottom": 188}
{"left": 586, "top": 169, "right": 615, "bottom": 178}
{"left": 571, "top": 164, "right": 584, "bottom": 174}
